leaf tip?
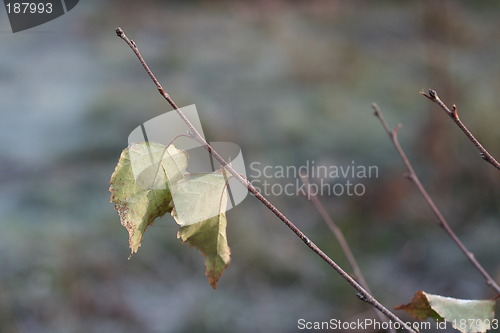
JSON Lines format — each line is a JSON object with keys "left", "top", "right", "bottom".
{"left": 207, "top": 260, "right": 230, "bottom": 289}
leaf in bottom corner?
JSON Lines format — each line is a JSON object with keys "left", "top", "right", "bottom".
{"left": 396, "top": 291, "right": 496, "bottom": 333}
{"left": 177, "top": 212, "right": 230, "bottom": 289}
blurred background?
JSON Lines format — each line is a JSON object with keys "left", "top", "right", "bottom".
{"left": 0, "top": 1, "right": 499, "bottom": 332}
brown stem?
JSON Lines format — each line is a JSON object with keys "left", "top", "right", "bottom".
{"left": 372, "top": 103, "right": 500, "bottom": 295}
{"left": 420, "top": 89, "right": 500, "bottom": 171}
{"left": 300, "top": 174, "right": 396, "bottom": 333}
{"left": 115, "top": 27, "right": 418, "bottom": 333}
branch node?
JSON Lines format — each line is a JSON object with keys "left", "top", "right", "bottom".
{"left": 356, "top": 292, "right": 369, "bottom": 303}
{"left": 186, "top": 129, "right": 195, "bottom": 138}
{"left": 299, "top": 191, "right": 309, "bottom": 199}
{"left": 451, "top": 105, "right": 459, "bottom": 119}
{"left": 420, "top": 89, "right": 435, "bottom": 100}
{"left": 391, "top": 124, "right": 402, "bottom": 137}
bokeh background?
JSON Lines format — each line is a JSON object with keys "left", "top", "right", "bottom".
{"left": 1, "top": 1, "right": 499, "bottom": 332}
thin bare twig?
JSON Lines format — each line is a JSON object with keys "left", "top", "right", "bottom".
{"left": 372, "top": 103, "right": 500, "bottom": 295}
{"left": 116, "top": 27, "right": 418, "bottom": 333}
{"left": 300, "top": 174, "right": 396, "bottom": 333}
{"left": 420, "top": 89, "right": 500, "bottom": 171}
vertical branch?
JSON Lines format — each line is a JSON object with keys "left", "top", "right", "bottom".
{"left": 115, "top": 27, "right": 418, "bottom": 333}
{"left": 300, "top": 174, "right": 396, "bottom": 333}
{"left": 420, "top": 89, "right": 500, "bottom": 171}
{"left": 372, "top": 103, "right": 500, "bottom": 295}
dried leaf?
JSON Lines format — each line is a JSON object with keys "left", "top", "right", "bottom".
{"left": 174, "top": 170, "right": 231, "bottom": 288}
{"left": 110, "top": 142, "right": 187, "bottom": 255}
{"left": 110, "top": 143, "right": 232, "bottom": 288}
{"left": 178, "top": 213, "right": 230, "bottom": 289}
{"left": 396, "top": 291, "right": 496, "bottom": 333}
{"left": 395, "top": 291, "right": 442, "bottom": 321}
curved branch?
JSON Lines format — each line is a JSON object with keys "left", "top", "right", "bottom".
{"left": 372, "top": 103, "right": 500, "bottom": 295}
{"left": 420, "top": 89, "right": 500, "bottom": 171}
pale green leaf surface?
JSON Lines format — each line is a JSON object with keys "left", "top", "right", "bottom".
{"left": 425, "top": 292, "right": 495, "bottom": 333}
{"left": 110, "top": 142, "right": 188, "bottom": 255}
{"left": 170, "top": 170, "right": 230, "bottom": 226}
{"left": 175, "top": 169, "right": 231, "bottom": 288}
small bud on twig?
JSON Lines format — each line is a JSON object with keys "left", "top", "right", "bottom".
{"left": 428, "top": 89, "right": 437, "bottom": 99}
{"left": 115, "top": 27, "right": 124, "bottom": 37}
{"left": 451, "top": 105, "right": 459, "bottom": 119}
